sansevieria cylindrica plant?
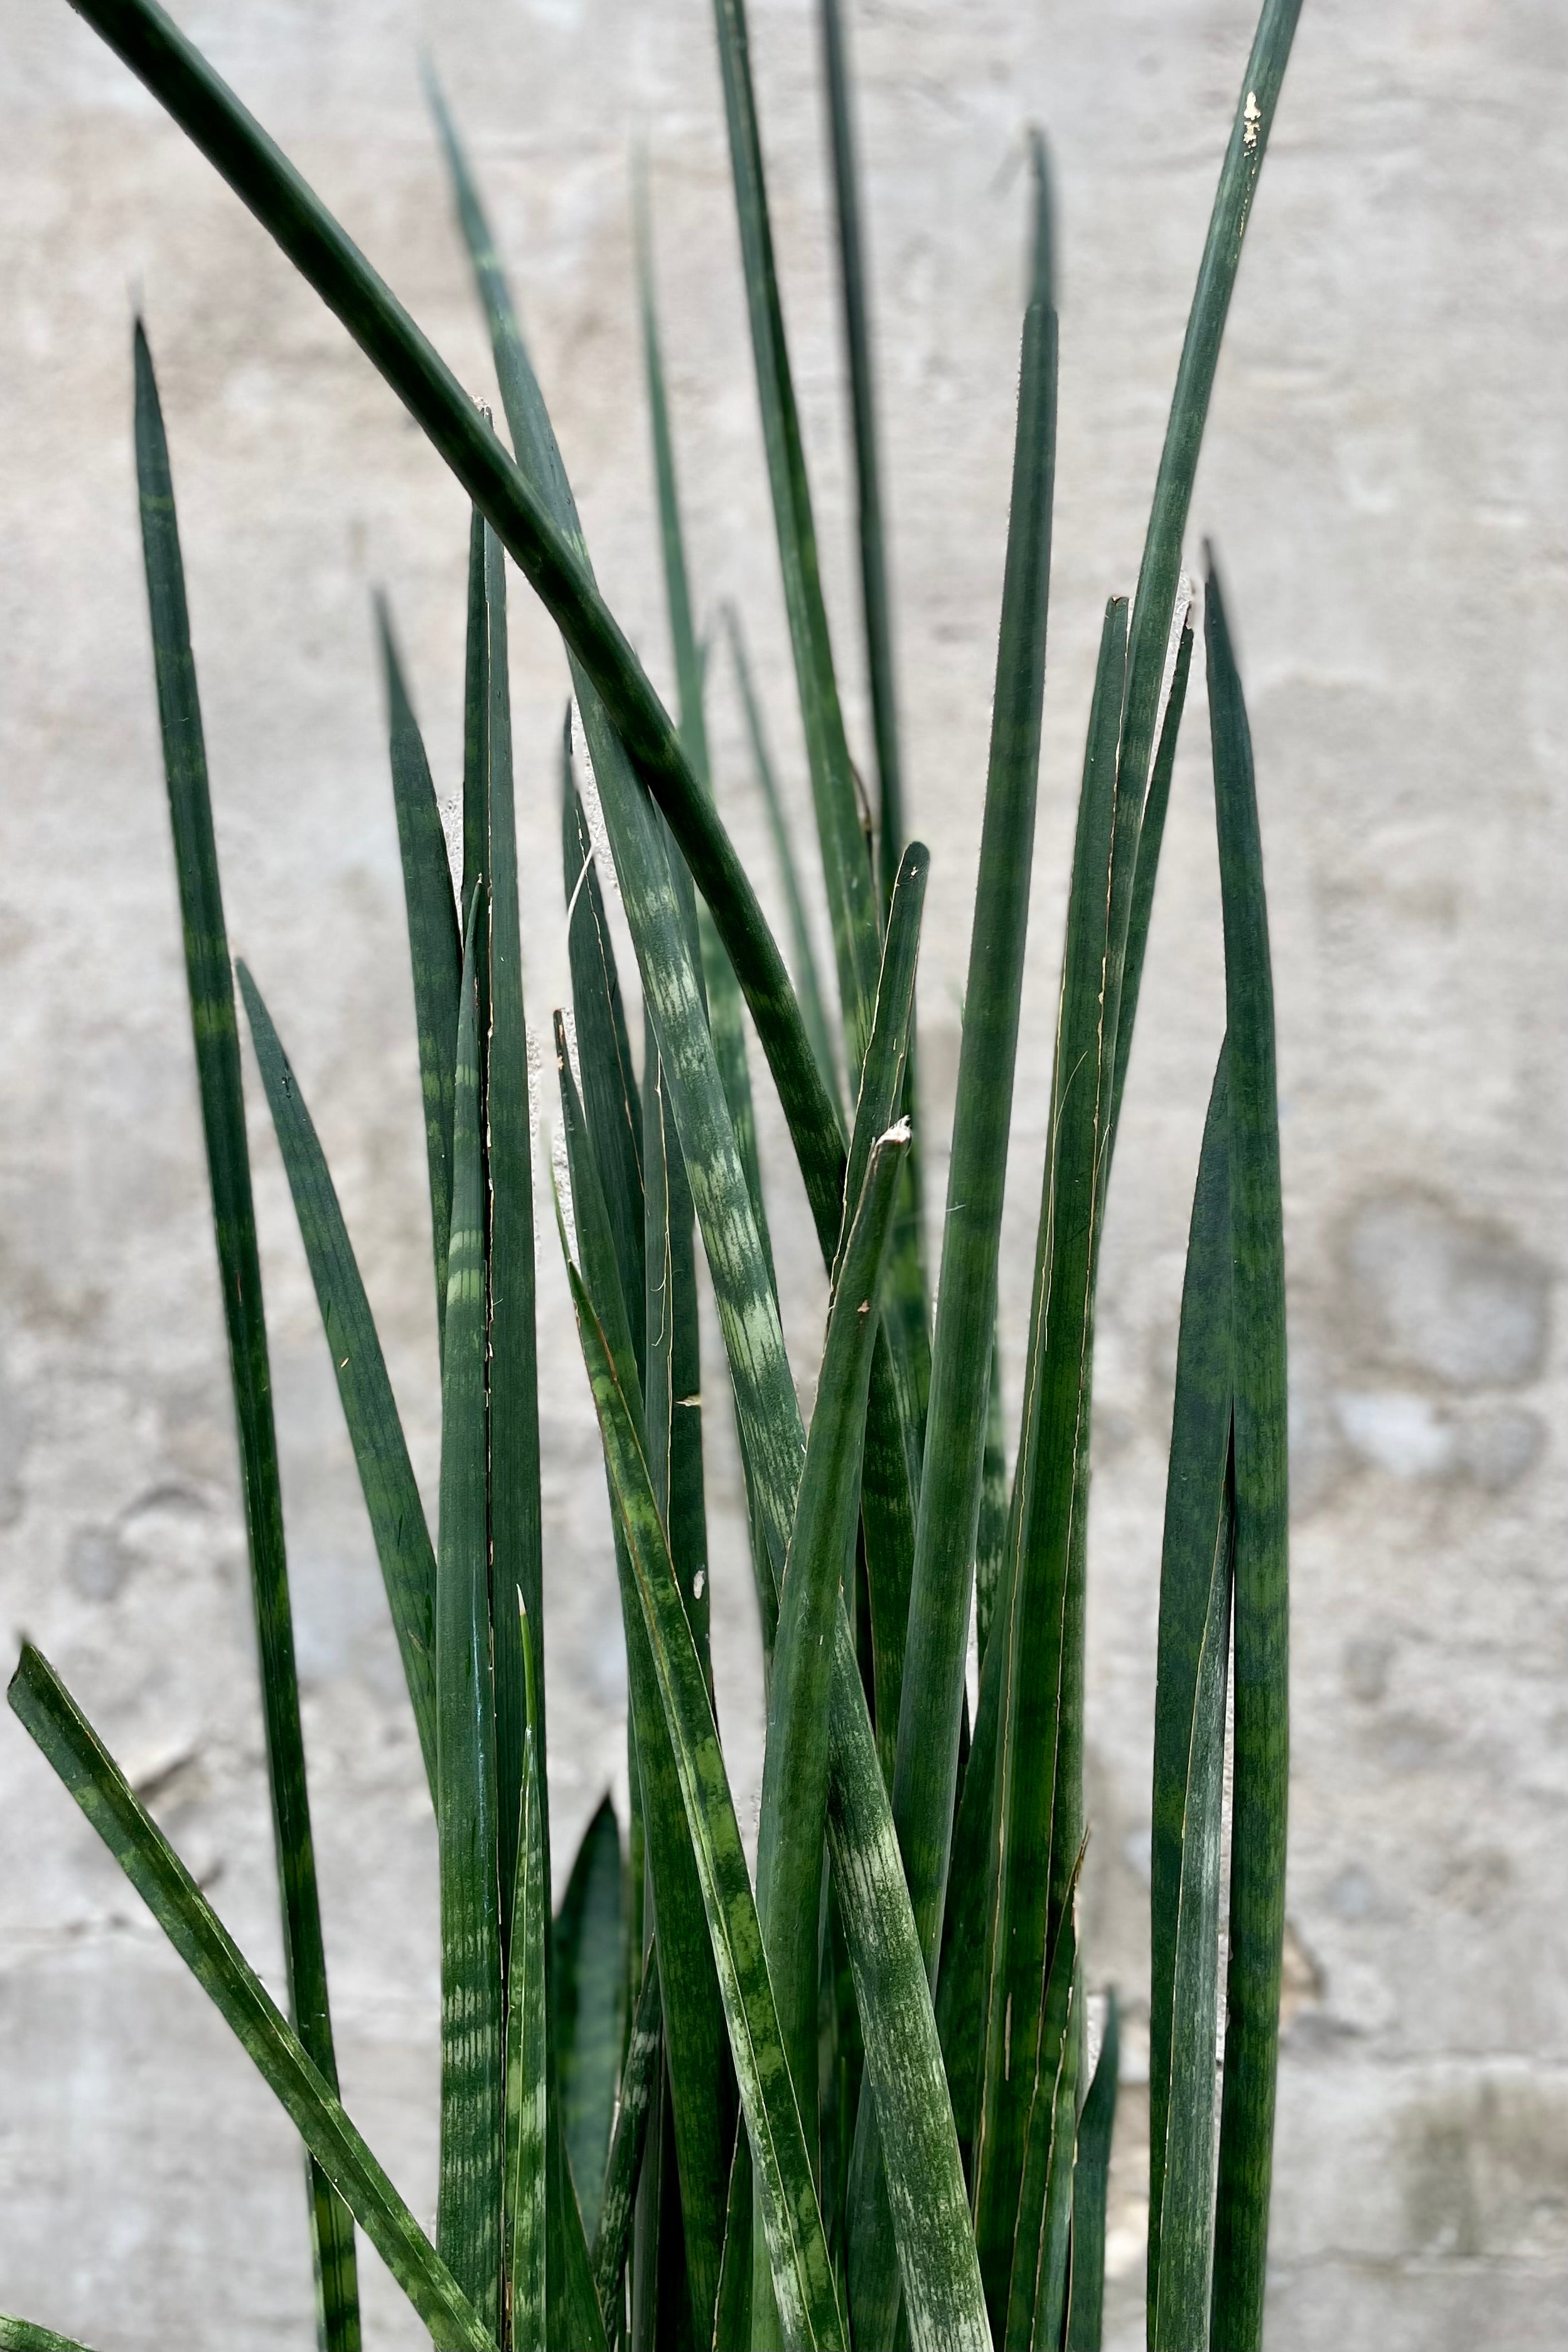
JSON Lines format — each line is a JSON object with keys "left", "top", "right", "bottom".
{"left": 3, "top": 1, "right": 1301, "bottom": 2346}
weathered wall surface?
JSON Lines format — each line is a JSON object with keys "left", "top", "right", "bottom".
{"left": 2, "top": 2, "right": 1564, "bottom": 2344}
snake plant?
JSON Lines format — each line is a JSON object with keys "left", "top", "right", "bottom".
{"left": 4, "top": 1, "right": 1299, "bottom": 2346}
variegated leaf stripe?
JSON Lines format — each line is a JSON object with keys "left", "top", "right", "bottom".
{"left": 591, "top": 1945, "right": 662, "bottom": 2321}
{"left": 6, "top": 1646, "right": 494, "bottom": 2352}
{"left": 503, "top": 1608, "right": 548, "bottom": 2351}
{"left": 435, "top": 898, "right": 504, "bottom": 2336}
{"left": 564, "top": 1260, "right": 847, "bottom": 2352}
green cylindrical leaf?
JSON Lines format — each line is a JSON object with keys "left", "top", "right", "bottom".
{"left": 133, "top": 319, "right": 358, "bottom": 2348}
{"left": 376, "top": 596, "right": 461, "bottom": 1355}
{"left": 238, "top": 964, "right": 438, "bottom": 1795}
{"left": 1207, "top": 559, "right": 1289, "bottom": 2352}
{"left": 7, "top": 1646, "right": 492, "bottom": 2352}
{"left": 436, "top": 898, "right": 504, "bottom": 2338}
{"left": 891, "top": 296, "right": 1058, "bottom": 1980}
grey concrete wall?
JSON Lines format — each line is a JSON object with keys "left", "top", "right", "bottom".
{"left": 2, "top": 1, "right": 1564, "bottom": 2344}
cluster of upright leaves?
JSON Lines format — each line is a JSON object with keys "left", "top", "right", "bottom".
{"left": 4, "top": 3, "right": 1301, "bottom": 2350}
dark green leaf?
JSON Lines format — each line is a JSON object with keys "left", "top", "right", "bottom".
{"left": 70, "top": 0, "right": 852, "bottom": 1308}
{"left": 1118, "top": 0, "right": 1305, "bottom": 824}
{"left": 711, "top": 0, "right": 881, "bottom": 1071}
{"left": 1109, "top": 607, "right": 1195, "bottom": 1146}
{"left": 1207, "top": 557, "right": 1289, "bottom": 2352}
{"left": 132, "top": 319, "right": 358, "bottom": 2347}
{"left": 1002, "top": 1870, "right": 1082, "bottom": 2352}
{"left": 591, "top": 1942, "right": 662, "bottom": 2322}
{"left": 6, "top": 1646, "right": 491, "bottom": 2352}
{"left": 635, "top": 169, "right": 775, "bottom": 1280}
{"left": 562, "top": 734, "right": 645, "bottom": 1378}
{"left": 642, "top": 1009, "right": 712, "bottom": 1685}
{"left": 555, "top": 1026, "right": 732, "bottom": 2342}
{"left": 712, "top": 2125, "right": 754, "bottom": 2352}
{"left": 435, "top": 896, "right": 504, "bottom": 2336}
{"left": 1065, "top": 1989, "right": 1120, "bottom": 2352}
{"left": 723, "top": 603, "right": 839, "bottom": 1105}
{"left": 237, "top": 964, "right": 438, "bottom": 1795}
{"left": 836, "top": 842, "right": 928, "bottom": 1780}
{"left": 890, "top": 293, "right": 1058, "bottom": 1982}
{"left": 375, "top": 595, "right": 461, "bottom": 1355}
{"left": 758, "top": 1124, "right": 909, "bottom": 2140}
{"left": 504, "top": 1606, "right": 548, "bottom": 2351}
{"left": 971, "top": 599, "right": 1125, "bottom": 2332}
{"left": 562, "top": 1249, "right": 847, "bottom": 2352}
{"left": 555, "top": 1796, "right": 625, "bottom": 2241}
{"left": 482, "top": 519, "right": 544, "bottom": 1933}
{"left": 819, "top": 0, "right": 902, "bottom": 905}
{"left": 1147, "top": 1048, "right": 1233, "bottom": 2346}
{"left": 974, "top": 1330, "right": 1008, "bottom": 1667}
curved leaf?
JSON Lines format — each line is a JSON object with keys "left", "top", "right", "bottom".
{"left": 7, "top": 1646, "right": 493, "bottom": 2352}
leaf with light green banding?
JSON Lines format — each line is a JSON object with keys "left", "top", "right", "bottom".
{"left": 554, "top": 1023, "right": 732, "bottom": 2341}
{"left": 435, "top": 896, "right": 504, "bottom": 2340}
{"left": 6, "top": 1645, "right": 493, "bottom": 2352}
{"left": 1003, "top": 1871, "right": 1082, "bottom": 2352}
{"left": 971, "top": 599, "right": 1125, "bottom": 2336}
{"left": 481, "top": 517, "right": 543, "bottom": 1940}
{"left": 635, "top": 163, "right": 773, "bottom": 1281}
{"left": 87, "top": 34, "right": 981, "bottom": 2345}
{"left": 376, "top": 594, "right": 461, "bottom": 1355}
{"left": 0, "top": 2321, "right": 97, "bottom": 2352}
{"left": 711, "top": 0, "right": 881, "bottom": 1074}
{"left": 562, "top": 1249, "right": 847, "bottom": 2352}
{"left": 1207, "top": 557, "right": 1289, "bottom": 2352}
{"left": 833, "top": 841, "right": 926, "bottom": 1782}
{"left": 238, "top": 963, "right": 437, "bottom": 1796}
{"left": 888, "top": 290, "right": 1059, "bottom": 2007}
{"left": 504, "top": 1606, "right": 549, "bottom": 2351}
{"left": 562, "top": 738, "right": 646, "bottom": 1373}
{"left": 752, "top": 1122, "right": 908, "bottom": 2349}
{"left": 758, "top": 1121, "right": 910, "bottom": 2125}
{"left": 133, "top": 318, "right": 358, "bottom": 2347}
{"left": 591, "top": 1942, "right": 662, "bottom": 2321}
{"left": 642, "top": 1004, "right": 712, "bottom": 1686}
{"left": 554, "top": 1796, "right": 625, "bottom": 2241}
{"left": 67, "top": 0, "right": 864, "bottom": 1313}
{"left": 712, "top": 2124, "right": 754, "bottom": 2352}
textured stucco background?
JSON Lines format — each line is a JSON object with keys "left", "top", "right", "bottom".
{"left": 2, "top": 1, "right": 1565, "bottom": 2345}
